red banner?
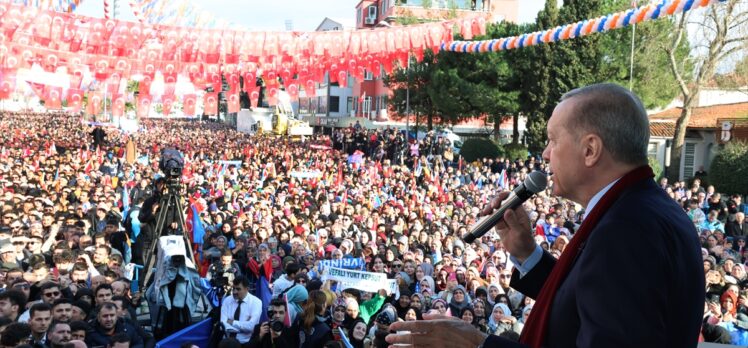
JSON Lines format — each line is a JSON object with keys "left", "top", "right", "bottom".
{"left": 183, "top": 94, "right": 196, "bottom": 116}
{"left": 111, "top": 94, "right": 125, "bottom": 117}
{"left": 136, "top": 95, "right": 151, "bottom": 118}
{"left": 203, "top": 92, "right": 217, "bottom": 115}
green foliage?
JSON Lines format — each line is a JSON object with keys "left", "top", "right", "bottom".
{"left": 422, "top": 0, "right": 432, "bottom": 9}
{"left": 385, "top": 22, "right": 520, "bottom": 132}
{"left": 502, "top": 143, "right": 529, "bottom": 161}
{"left": 709, "top": 141, "right": 748, "bottom": 195}
{"left": 460, "top": 138, "right": 501, "bottom": 162}
{"left": 648, "top": 156, "right": 663, "bottom": 181}
{"left": 515, "top": 0, "right": 691, "bottom": 151}
{"left": 524, "top": 116, "right": 547, "bottom": 155}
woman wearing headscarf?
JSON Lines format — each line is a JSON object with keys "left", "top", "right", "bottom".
{"left": 409, "top": 293, "right": 425, "bottom": 312}
{"left": 460, "top": 307, "right": 479, "bottom": 329}
{"left": 447, "top": 285, "right": 471, "bottom": 318}
{"left": 471, "top": 298, "right": 489, "bottom": 332}
{"left": 418, "top": 276, "right": 435, "bottom": 297}
{"left": 404, "top": 307, "right": 423, "bottom": 321}
{"left": 486, "top": 284, "right": 503, "bottom": 307}
{"left": 393, "top": 288, "right": 412, "bottom": 320}
{"left": 429, "top": 298, "right": 448, "bottom": 315}
{"left": 285, "top": 284, "right": 309, "bottom": 324}
{"left": 346, "top": 318, "right": 367, "bottom": 348}
{"left": 487, "top": 303, "right": 521, "bottom": 336}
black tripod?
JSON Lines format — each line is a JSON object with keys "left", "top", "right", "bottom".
{"left": 141, "top": 179, "right": 199, "bottom": 340}
{"left": 141, "top": 179, "right": 196, "bottom": 290}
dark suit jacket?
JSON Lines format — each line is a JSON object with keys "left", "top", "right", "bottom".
{"left": 726, "top": 221, "right": 748, "bottom": 238}
{"left": 485, "top": 179, "right": 705, "bottom": 347}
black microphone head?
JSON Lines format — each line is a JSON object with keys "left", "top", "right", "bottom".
{"left": 524, "top": 171, "right": 548, "bottom": 193}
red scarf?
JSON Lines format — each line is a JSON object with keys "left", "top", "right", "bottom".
{"left": 519, "top": 165, "right": 654, "bottom": 347}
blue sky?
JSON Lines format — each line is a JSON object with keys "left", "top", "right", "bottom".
{"left": 76, "top": 0, "right": 546, "bottom": 30}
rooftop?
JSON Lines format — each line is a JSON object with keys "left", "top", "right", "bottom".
{"left": 649, "top": 102, "right": 748, "bottom": 129}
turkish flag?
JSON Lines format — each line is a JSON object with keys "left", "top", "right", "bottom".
{"left": 0, "top": 71, "right": 17, "bottom": 100}
{"left": 139, "top": 79, "right": 151, "bottom": 96}
{"left": 182, "top": 94, "right": 197, "bottom": 116}
{"left": 43, "top": 86, "right": 62, "bottom": 109}
{"left": 204, "top": 92, "right": 218, "bottom": 115}
{"left": 227, "top": 92, "right": 240, "bottom": 113}
{"left": 111, "top": 94, "right": 125, "bottom": 117}
{"left": 137, "top": 95, "right": 152, "bottom": 118}
{"left": 66, "top": 88, "right": 84, "bottom": 112}
{"left": 87, "top": 92, "right": 103, "bottom": 116}
{"left": 162, "top": 94, "right": 175, "bottom": 116}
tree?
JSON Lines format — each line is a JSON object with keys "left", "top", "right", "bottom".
{"left": 666, "top": 0, "right": 748, "bottom": 181}
{"left": 598, "top": 0, "right": 691, "bottom": 109}
{"left": 383, "top": 49, "right": 439, "bottom": 130}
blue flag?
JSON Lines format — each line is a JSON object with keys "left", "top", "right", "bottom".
{"left": 338, "top": 324, "right": 354, "bottom": 348}
{"left": 192, "top": 205, "right": 206, "bottom": 244}
{"left": 256, "top": 275, "right": 272, "bottom": 322}
{"left": 121, "top": 186, "right": 130, "bottom": 222}
{"left": 155, "top": 318, "right": 213, "bottom": 348}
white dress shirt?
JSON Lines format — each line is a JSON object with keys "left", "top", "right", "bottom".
{"left": 221, "top": 292, "right": 262, "bottom": 343}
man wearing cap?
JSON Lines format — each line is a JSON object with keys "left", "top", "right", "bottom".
{"left": 0, "top": 239, "right": 19, "bottom": 269}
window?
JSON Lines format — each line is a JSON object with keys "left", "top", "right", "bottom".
{"left": 364, "top": 70, "right": 374, "bottom": 80}
{"left": 363, "top": 97, "right": 372, "bottom": 116}
{"left": 347, "top": 97, "right": 354, "bottom": 114}
{"left": 357, "top": 8, "right": 362, "bottom": 25}
{"left": 329, "top": 96, "right": 340, "bottom": 113}
{"left": 381, "top": 0, "right": 388, "bottom": 18}
{"left": 684, "top": 142, "right": 696, "bottom": 178}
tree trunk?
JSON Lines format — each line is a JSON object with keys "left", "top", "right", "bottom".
{"left": 493, "top": 115, "right": 501, "bottom": 142}
{"left": 427, "top": 114, "right": 433, "bottom": 131}
{"left": 512, "top": 114, "right": 520, "bottom": 144}
{"left": 668, "top": 106, "right": 692, "bottom": 182}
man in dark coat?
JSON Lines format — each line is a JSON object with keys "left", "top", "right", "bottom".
{"left": 385, "top": 83, "right": 705, "bottom": 347}
{"left": 86, "top": 302, "right": 144, "bottom": 348}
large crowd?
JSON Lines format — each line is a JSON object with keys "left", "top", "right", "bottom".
{"left": 0, "top": 111, "right": 745, "bottom": 348}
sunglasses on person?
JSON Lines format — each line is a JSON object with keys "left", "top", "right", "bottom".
{"left": 267, "top": 310, "right": 283, "bottom": 316}
{"left": 44, "top": 291, "right": 61, "bottom": 297}
{"left": 392, "top": 263, "right": 403, "bottom": 268}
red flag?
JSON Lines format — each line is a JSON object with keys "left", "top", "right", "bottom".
{"left": 67, "top": 88, "right": 84, "bottom": 112}
{"left": 162, "top": 94, "right": 175, "bottom": 116}
{"left": 0, "top": 71, "right": 17, "bottom": 99}
{"left": 203, "top": 92, "right": 218, "bottom": 115}
{"left": 227, "top": 92, "right": 240, "bottom": 113}
{"left": 136, "top": 95, "right": 152, "bottom": 118}
{"left": 139, "top": 79, "right": 151, "bottom": 96}
{"left": 111, "top": 94, "right": 125, "bottom": 117}
{"left": 183, "top": 94, "right": 197, "bottom": 116}
{"left": 87, "top": 92, "right": 103, "bottom": 116}
{"left": 43, "top": 86, "right": 62, "bottom": 109}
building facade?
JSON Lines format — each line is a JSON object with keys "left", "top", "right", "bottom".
{"left": 352, "top": 0, "right": 519, "bottom": 121}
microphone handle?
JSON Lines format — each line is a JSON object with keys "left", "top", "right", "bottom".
{"left": 463, "top": 187, "right": 534, "bottom": 243}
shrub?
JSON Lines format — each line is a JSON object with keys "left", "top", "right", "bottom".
{"left": 460, "top": 138, "right": 501, "bottom": 163}
{"left": 502, "top": 143, "right": 529, "bottom": 162}
{"left": 709, "top": 140, "right": 748, "bottom": 195}
{"left": 648, "top": 156, "right": 662, "bottom": 181}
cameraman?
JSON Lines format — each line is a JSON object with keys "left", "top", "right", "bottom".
{"left": 207, "top": 249, "right": 242, "bottom": 286}
{"left": 247, "top": 299, "right": 300, "bottom": 348}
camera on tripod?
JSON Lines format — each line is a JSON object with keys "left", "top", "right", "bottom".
{"left": 159, "top": 148, "right": 184, "bottom": 179}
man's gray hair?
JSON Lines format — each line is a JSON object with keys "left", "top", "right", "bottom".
{"left": 560, "top": 83, "right": 650, "bottom": 166}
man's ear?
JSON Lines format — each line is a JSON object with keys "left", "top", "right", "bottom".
{"left": 581, "top": 134, "right": 604, "bottom": 168}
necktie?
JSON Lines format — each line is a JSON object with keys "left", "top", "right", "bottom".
{"left": 234, "top": 299, "right": 243, "bottom": 321}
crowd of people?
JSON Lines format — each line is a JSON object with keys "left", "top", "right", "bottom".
{"left": 0, "top": 110, "right": 745, "bottom": 348}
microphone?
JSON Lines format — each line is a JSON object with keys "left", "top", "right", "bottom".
{"left": 463, "top": 171, "right": 548, "bottom": 244}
